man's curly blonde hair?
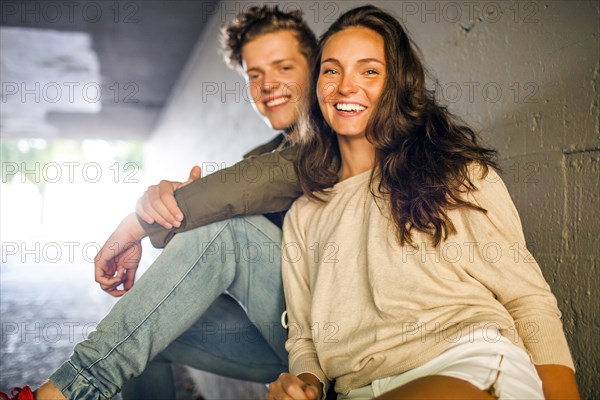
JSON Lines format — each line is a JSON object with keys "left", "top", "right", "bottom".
{"left": 221, "top": 5, "right": 317, "bottom": 71}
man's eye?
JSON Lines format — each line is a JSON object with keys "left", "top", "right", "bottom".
{"left": 323, "top": 69, "right": 338, "bottom": 75}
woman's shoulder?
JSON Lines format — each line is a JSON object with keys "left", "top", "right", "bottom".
{"left": 460, "top": 162, "right": 508, "bottom": 201}
{"left": 289, "top": 170, "right": 372, "bottom": 218}
{"left": 466, "top": 161, "right": 500, "bottom": 185}
{"left": 459, "top": 162, "right": 518, "bottom": 214}
{"left": 288, "top": 193, "right": 325, "bottom": 216}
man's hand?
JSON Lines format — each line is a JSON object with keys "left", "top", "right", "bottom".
{"left": 266, "top": 373, "right": 322, "bottom": 400}
{"left": 94, "top": 213, "right": 146, "bottom": 297}
{"left": 136, "top": 165, "right": 201, "bottom": 229}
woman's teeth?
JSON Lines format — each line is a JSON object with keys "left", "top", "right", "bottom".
{"left": 335, "top": 103, "right": 366, "bottom": 112}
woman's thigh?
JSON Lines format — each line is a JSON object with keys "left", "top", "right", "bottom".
{"left": 341, "top": 330, "right": 543, "bottom": 400}
{"left": 375, "top": 375, "right": 494, "bottom": 399}
{"left": 338, "top": 375, "right": 492, "bottom": 400}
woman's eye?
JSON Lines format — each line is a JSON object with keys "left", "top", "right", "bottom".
{"left": 323, "top": 69, "right": 338, "bottom": 75}
{"left": 365, "top": 69, "right": 379, "bottom": 75}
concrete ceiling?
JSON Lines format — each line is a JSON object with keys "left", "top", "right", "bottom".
{"left": 1, "top": 0, "right": 217, "bottom": 140}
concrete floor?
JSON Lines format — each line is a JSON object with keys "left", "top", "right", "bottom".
{"left": 0, "top": 263, "right": 117, "bottom": 392}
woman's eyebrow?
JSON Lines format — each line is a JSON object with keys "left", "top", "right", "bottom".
{"left": 321, "top": 57, "right": 340, "bottom": 65}
{"left": 321, "top": 57, "right": 385, "bottom": 65}
{"left": 357, "top": 57, "right": 385, "bottom": 65}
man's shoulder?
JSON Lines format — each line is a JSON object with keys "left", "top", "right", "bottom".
{"left": 243, "top": 133, "right": 286, "bottom": 158}
{"left": 242, "top": 136, "right": 299, "bottom": 165}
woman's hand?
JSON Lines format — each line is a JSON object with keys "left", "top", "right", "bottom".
{"left": 266, "top": 373, "right": 323, "bottom": 400}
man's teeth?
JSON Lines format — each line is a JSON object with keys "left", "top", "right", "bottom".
{"left": 335, "top": 103, "right": 366, "bottom": 112}
{"left": 266, "top": 97, "right": 288, "bottom": 107}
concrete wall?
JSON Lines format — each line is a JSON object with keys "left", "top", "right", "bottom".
{"left": 145, "top": 1, "right": 598, "bottom": 398}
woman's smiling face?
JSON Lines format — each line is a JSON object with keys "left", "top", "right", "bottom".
{"left": 317, "top": 26, "right": 387, "bottom": 139}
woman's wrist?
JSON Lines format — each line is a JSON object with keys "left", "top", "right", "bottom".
{"left": 298, "top": 373, "right": 324, "bottom": 398}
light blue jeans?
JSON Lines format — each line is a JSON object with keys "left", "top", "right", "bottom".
{"left": 49, "top": 215, "right": 287, "bottom": 399}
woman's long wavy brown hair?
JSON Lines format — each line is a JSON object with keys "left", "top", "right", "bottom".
{"left": 296, "top": 5, "right": 498, "bottom": 247}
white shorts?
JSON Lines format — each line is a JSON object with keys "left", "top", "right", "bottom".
{"left": 338, "top": 328, "right": 544, "bottom": 400}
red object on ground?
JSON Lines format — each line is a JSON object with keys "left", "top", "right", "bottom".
{"left": 0, "top": 386, "right": 34, "bottom": 400}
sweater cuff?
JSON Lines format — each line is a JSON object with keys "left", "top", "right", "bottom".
{"left": 290, "top": 357, "right": 330, "bottom": 398}
{"left": 515, "top": 317, "right": 575, "bottom": 371}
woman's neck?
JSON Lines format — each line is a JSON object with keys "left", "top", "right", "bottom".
{"left": 337, "top": 135, "right": 376, "bottom": 181}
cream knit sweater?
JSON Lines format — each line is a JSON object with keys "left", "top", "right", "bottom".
{"left": 282, "top": 166, "right": 574, "bottom": 395}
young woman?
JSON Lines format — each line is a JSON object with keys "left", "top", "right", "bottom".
{"left": 267, "top": 5, "right": 578, "bottom": 400}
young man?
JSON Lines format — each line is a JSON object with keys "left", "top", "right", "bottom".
{"left": 11, "top": 6, "right": 315, "bottom": 400}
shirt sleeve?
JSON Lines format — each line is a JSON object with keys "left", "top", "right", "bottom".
{"left": 462, "top": 165, "right": 575, "bottom": 370}
{"left": 282, "top": 200, "right": 331, "bottom": 394}
{"left": 141, "top": 144, "right": 301, "bottom": 248}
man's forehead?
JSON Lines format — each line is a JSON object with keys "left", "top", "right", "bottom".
{"left": 241, "top": 31, "right": 303, "bottom": 66}
{"left": 246, "top": 57, "right": 298, "bottom": 71}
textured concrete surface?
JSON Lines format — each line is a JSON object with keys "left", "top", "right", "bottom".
{"left": 1, "top": 0, "right": 215, "bottom": 140}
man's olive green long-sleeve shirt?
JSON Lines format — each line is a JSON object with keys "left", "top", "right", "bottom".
{"left": 139, "top": 134, "right": 301, "bottom": 248}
